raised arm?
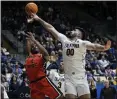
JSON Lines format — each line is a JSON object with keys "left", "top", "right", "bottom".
{"left": 83, "top": 40, "right": 111, "bottom": 51}
{"left": 27, "top": 32, "right": 49, "bottom": 59}
{"left": 26, "top": 38, "right": 32, "bottom": 55}
{"left": 27, "top": 13, "right": 67, "bottom": 41}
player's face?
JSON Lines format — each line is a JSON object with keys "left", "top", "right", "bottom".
{"left": 68, "top": 29, "right": 82, "bottom": 39}
{"left": 31, "top": 45, "right": 39, "bottom": 54}
{"left": 74, "top": 29, "right": 82, "bottom": 39}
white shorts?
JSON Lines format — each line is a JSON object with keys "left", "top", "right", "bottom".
{"left": 65, "top": 75, "right": 90, "bottom": 97}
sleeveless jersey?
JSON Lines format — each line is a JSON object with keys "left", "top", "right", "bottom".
{"left": 25, "top": 54, "right": 46, "bottom": 81}
{"left": 58, "top": 33, "right": 91, "bottom": 77}
{"left": 48, "top": 70, "right": 65, "bottom": 96}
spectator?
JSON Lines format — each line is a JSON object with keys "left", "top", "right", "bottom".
{"left": 113, "top": 78, "right": 117, "bottom": 85}
{"left": 108, "top": 76, "right": 114, "bottom": 85}
{"left": 98, "top": 55, "right": 110, "bottom": 69}
{"left": 89, "top": 79, "right": 97, "bottom": 99}
{"left": 56, "top": 49, "right": 63, "bottom": 66}
{"left": 12, "top": 62, "right": 23, "bottom": 76}
{"left": 105, "top": 66, "right": 115, "bottom": 79}
{"left": 100, "top": 80, "right": 116, "bottom": 99}
{"left": 97, "top": 77, "right": 102, "bottom": 84}
{"left": 9, "top": 75, "right": 20, "bottom": 91}
{"left": 46, "top": 56, "right": 59, "bottom": 70}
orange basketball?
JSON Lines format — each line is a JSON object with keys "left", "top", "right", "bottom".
{"left": 25, "top": 2, "right": 38, "bottom": 15}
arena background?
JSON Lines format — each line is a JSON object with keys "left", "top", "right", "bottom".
{"left": 1, "top": 1, "right": 117, "bottom": 99}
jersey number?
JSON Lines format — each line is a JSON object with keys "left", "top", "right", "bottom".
{"left": 58, "top": 82, "right": 62, "bottom": 88}
{"left": 66, "top": 49, "right": 74, "bottom": 56}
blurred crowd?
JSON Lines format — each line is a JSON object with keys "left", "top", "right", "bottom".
{"left": 77, "top": 2, "right": 116, "bottom": 20}
{"left": 1, "top": 1, "right": 117, "bottom": 99}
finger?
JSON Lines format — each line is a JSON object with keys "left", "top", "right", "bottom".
{"left": 26, "top": 33, "right": 30, "bottom": 36}
{"left": 27, "top": 32, "right": 33, "bottom": 36}
{"left": 27, "top": 32, "right": 31, "bottom": 34}
{"left": 27, "top": 18, "right": 33, "bottom": 23}
{"left": 31, "top": 13, "right": 35, "bottom": 16}
{"left": 26, "top": 37, "right": 30, "bottom": 40}
{"left": 27, "top": 32, "right": 33, "bottom": 37}
{"left": 26, "top": 34, "right": 31, "bottom": 38}
{"left": 30, "top": 13, "right": 35, "bottom": 18}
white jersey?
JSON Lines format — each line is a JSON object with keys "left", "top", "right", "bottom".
{"left": 48, "top": 70, "right": 65, "bottom": 96}
{"left": 58, "top": 33, "right": 91, "bottom": 77}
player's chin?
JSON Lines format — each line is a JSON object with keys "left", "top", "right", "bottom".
{"left": 70, "top": 35, "right": 76, "bottom": 39}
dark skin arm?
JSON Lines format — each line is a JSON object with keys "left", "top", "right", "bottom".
{"left": 26, "top": 32, "right": 49, "bottom": 60}
{"left": 26, "top": 38, "right": 32, "bottom": 55}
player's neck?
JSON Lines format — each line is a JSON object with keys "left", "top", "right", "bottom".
{"left": 70, "top": 37, "right": 78, "bottom": 41}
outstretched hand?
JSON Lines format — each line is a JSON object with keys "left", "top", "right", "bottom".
{"left": 104, "top": 40, "right": 111, "bottom": 51}
{"left": 26, "top": 32, "right": 35, "bottom": 42}
{"left": 27, "top": 13, "right": 39, "bottom": 23}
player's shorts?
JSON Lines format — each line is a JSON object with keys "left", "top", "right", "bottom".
{"left": 29, "top": 76, "right": 63, "bottom": 99}
{"left": 65, "top": 74, "right": 90, "bottom": 97}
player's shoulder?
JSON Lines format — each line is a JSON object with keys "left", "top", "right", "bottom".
{"left": 76, "top": 39, "right": 85, "bottom": 45}
{"left": 77, "top": 39, "right": 84, "bottom": 42}
{"left": 59, "top": 33, "right": 68, "bottom": 41}
{"left": 77, "top": 39, "right": 91, "bottom": 45}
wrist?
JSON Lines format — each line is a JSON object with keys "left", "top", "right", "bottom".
{"left": 36, "top": 17, "right": 41, "bottom": 21}
{"left": 104, "top": 46, "right": 109, "bottom": 51}
{"left": 32, "top": 39, "right": 36, "bottom": 42}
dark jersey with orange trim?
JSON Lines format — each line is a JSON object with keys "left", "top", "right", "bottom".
{"left": 25, "top": 54, "right": 46, "bottom": 82}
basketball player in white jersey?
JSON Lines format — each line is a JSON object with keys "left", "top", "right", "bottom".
{"left": 48, "top": 60, "right": 65, "bottom": 96}
{"left": 27, "top": 13, "right": 111, "bottom": 99}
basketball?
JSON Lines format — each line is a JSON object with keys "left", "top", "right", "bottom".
{"left": 25, "top": 2, "right": 38, "bottom": 15}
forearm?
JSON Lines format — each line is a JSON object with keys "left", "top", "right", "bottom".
{"left": 33, "top": 40, "right": 49, "bottom": 56}
{"left": 94, "top": 44, "right": 105, "bottom": 51}
{"left": 27, "top": 39, "right": 31, "bottom": 54}
{"left": 36, "top": 17, "right": 58, "bottom": 39}
{"left": 37, "top": 17, "right": 53, "bottom": 31}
